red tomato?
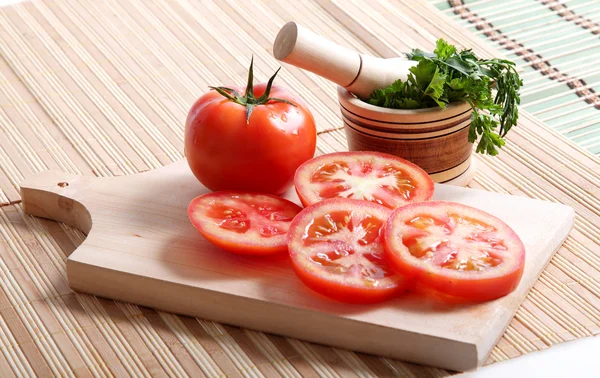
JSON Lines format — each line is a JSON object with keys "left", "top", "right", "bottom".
{"left": 287, "top": 198, "right": 411, "bottom": 303}
{"left": 188, "top": 191, "right": 302, "bottom": 255}
{"left": 384, "top": 201, "right": 525, "bottom": 302}
{"left": 185, "top": 60, "right": 316, "bottom": 195}
{"left": 294, "top": 151, "right": 434, "bottom": 209}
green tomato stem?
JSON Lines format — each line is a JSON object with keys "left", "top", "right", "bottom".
{"left": 210, "top": 56, "right": 296, "bottom": 123}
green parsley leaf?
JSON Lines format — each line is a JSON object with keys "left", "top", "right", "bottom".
{"left": 408, "top": 60, "right": 437, "bottom": 91}
{"left": 434, "top": 39, "right": 456, "bottom": 60}
{"left": 396, "top": 98, "right": 422, "bottom": 109}
{"left": 367, "top": 38, "right": 522, "bottom": 156}
{"left": 423, "top": 68, "right": 447, "bottom": 107}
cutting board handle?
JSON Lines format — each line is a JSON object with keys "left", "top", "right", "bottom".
{"left": 20, "top": 171, "right": 93, "bottom": 234}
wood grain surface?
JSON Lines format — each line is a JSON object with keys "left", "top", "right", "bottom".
{"left": 0, "top": 0, "right": 599, "bottom": 377}
{"left": 20, "top": 160, "right": 574, "bottom": 371}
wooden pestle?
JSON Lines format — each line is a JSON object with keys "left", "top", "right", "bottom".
{"left": 273, "top": 22, "right": 416, "bottom": 99}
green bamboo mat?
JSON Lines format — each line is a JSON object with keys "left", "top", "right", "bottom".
{"left": 431, "top": 0, "right": 600, "bottom": 154}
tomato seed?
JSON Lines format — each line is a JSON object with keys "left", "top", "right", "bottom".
{"left": 218, "top": 219, "right": 250, "bottom": 233}
{"left": 259, "top": 225, "right": 286, "bottom": 237}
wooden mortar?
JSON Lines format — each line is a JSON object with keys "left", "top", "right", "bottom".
{"left": 337, "top": 87, "right": 476, "bottom": 186}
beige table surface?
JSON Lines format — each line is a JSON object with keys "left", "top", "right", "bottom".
{"left": 1, "top": 0, "right": 599, "bottom": 377}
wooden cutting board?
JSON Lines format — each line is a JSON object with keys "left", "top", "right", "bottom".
{"left": 19, "top": 161, "right": 574, "bottom": 371}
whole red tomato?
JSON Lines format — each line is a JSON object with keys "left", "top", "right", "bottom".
{"left": 185, "top": 59, "right": 317, "bottom": 195}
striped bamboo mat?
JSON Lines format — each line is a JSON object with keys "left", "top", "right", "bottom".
{"left": 432, "top": 0, "right": 600, "bottom": 155}
{"left": 0, "top": 0, "right": 599, "bottom": 376}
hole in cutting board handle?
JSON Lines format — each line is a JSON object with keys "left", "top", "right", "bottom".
{"left": 57, "top": 182, "right": 69, "bottom": 188}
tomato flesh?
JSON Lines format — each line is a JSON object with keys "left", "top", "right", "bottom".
{"left": 294, "top": 151, "right": 434, "bottom": 209}
{"left": 384, "top": 201, "right": 525, "bottom": 301}
{"left": 188, "top": 192, "right": 302, "bottom": 255}
{"left": 287, "top": 198, "right": 410, "bottom": 303}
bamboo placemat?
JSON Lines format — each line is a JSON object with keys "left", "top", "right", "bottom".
{"left": 0, "top": 0, "right": 599, "bottom": 376}
{"left": 432, "top": 0, "right": 600, "bottom": 155}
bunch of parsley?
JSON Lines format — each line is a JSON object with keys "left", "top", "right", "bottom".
{"left": 368, "top": 39, "right": 522, "bottom": 156}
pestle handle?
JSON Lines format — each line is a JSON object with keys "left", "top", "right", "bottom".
{"left": 273, "top": 22, "right": 361, "bottom": 88}
{"left": 348, "top": 55, "right": 415, "bottom": 99}
{"left": 273, "top": 22, "right": 416, "bottom": 99}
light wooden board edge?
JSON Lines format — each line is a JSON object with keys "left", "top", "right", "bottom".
{"left": 67, "top": 253, "right": 479, "bottom": 371}
{"left": 19, "top": 163, "right": 576, "bottom": 371}
{"left": 477, "top": 218, "right": 573, "bottom": 366}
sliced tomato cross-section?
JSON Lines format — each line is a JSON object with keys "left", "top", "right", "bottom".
{"left": 287, "top": 198, "right": 410, "bottom": 303}
{"left": 294, "top": 151, "right": 434, "bottom": 209}
{"left": 188, "top": 191, "right": 302, "bottom": 255}
{"left": 384, "top": 201, "right": 525, "bottom": 301}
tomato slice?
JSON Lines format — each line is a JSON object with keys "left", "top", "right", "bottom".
{"left": 188, "top": 191, "right": 302, "bottom": 255}
{"left": 287, "top": 198, "right": 410, "bottom": 303}
{"left": 384, "top": 201, "right": 525, "bottom": 301}
{"left": 294, "top": 151, "right": 434, "bottom": 209}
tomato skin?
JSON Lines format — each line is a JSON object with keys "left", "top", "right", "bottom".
{"left": 185, "top": 83, "right": 317, "bottom": 195}
{"left": 198, "top": 228, "right": 285, "bottom": 256}
{"left": 289, "top": 261, "right": 407, "bottom": 304}
{"left": 384, "top": 201, "right": 526, "bottom": 302}
{"left": 402, "top": 258, "right": 524, "bottom": 302}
